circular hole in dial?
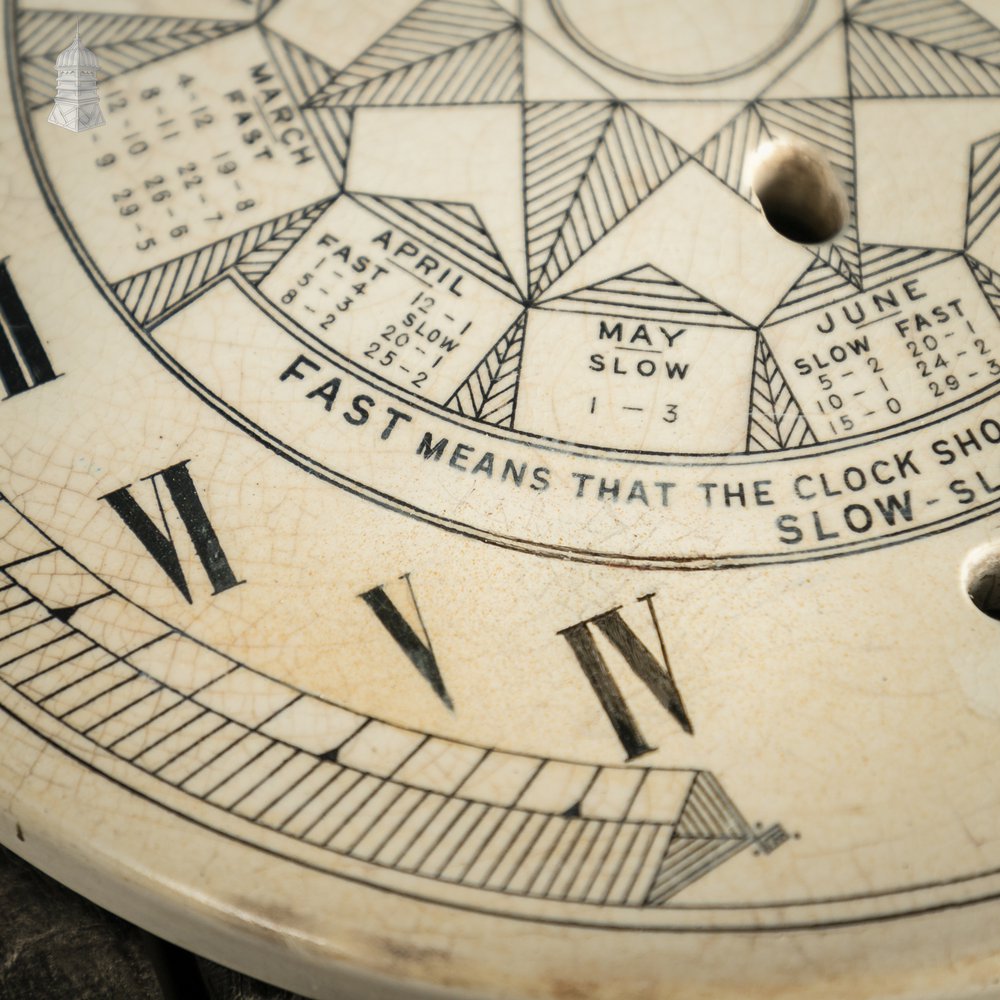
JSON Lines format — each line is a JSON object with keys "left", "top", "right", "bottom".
{"left": 750, "top": 139, "right": 848, "bottom": 245}
{"left": 965, "top": 545, "right": 1000, "bottom": 621}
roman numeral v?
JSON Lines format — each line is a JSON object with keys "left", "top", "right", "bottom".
{"left": 360, "top": 573, "right": 453, "bottom": 710}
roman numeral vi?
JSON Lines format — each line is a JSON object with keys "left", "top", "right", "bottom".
{"left": 101, "top": 461, "right": 241, "bottom": 603}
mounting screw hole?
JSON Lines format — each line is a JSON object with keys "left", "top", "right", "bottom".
{"left": 750, "top": 139, "right": 848, "bottom": 245}
{"left": 965, "top": 546, "right": 1000, "bottom": 621}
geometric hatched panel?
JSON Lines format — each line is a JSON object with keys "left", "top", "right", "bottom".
{"left": 847, "top": 21, "right": 1000, "bottom": 96}
{"left": 351, "top": 192, "right": 522, "bottom": 300}
{"left": 851, "top": 0, "right": 1000, "bottom": 64}
{"left": 645, "top": 836, "right": 749, "bottom": 906}
{"left": 695, "top": 99, "right": 861, "bottom": 288}
{"left": 763, "top": 256, "right": 852, "bottom": 325}
{"left": 746, "top": 332, "right": 819, "bottom": 453}
{"left": 262, "top": 29, "right": 349, "bottom": 187}
{"left": 967, "top": 132, "right": 1000, "bottom": 248}
{"left": 675, "top": 772, "right": 754, "bottom": 839}
{"left": 114, "top": 198, "right": 334, "bottom": 325}
{"left": 533, "top": 104, "right": 686, "bottom": 297}
{"left": 645, "top": 772, "right": 756, "bottom": 905}
{"left": 968, "top": 254, "right": 1000, "bottom": 322}
{"left": 308, "top": 24, "right": 522, "bottom": 108}
{"left": 859, "top": 244, "right": 959, "bottom": 286}
{"left": 302, "top": 107, "right": 353, "bottom": 191}
{"left": 17, "top": 9, "right": 248, "bottom": 109}
{"left": 757, "top": 99, "right": 861, "bottom": 286}
{"left": 695, "top": 103, "right": 770, "bottom": 203}
{"left": 860, "top": 243, "right": 964, "bottom": 288}
{"left": 445, "top": 311, "right": 526, "bottom": 427}
{"left": 235, "top": 198, "right": 335, "bottom": 284}
{"left": 260, "top": 28, "right": 337, "bottom": 104}
{"left": 540, "top": 264, "right": 752, "bottom": 330}
{"left": 320, "top": 0, "right": 514, "bottom": 92}
{"left": 766, "top": 245, "right": 960, "bottom": 325}
{"left": 523, "top": 101, "right": 614, "bottom": 294}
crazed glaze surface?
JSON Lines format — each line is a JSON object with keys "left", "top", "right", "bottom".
{"left": 0, "top": 0, "right": 1000, "bottom": 997}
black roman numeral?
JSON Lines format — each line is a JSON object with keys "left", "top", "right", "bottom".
{"left": 100, "top": 461, "right": 241, "bottom": 603}
{"left": 360, "top": 574, "right": 453, "bottom": 710}
{"left": 558, "top": 593, "right": 692, "bottom": 761}
{"left": 0, "top": 259, "right": 58, "bottom": 398}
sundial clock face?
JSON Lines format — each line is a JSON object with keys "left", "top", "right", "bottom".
{"left": 1, "top": 0, "right": 1000, "bottom": 997}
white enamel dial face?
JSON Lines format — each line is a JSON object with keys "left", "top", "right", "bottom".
{"left": 1, "top": 1, "right": 1000, "bottom": 998}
